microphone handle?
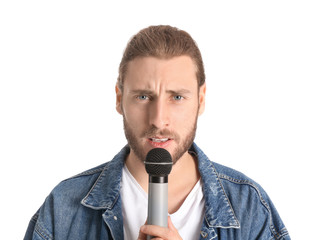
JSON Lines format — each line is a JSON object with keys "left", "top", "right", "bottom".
{"left": 147, "top": 176, "right": 168, "bottom": 240}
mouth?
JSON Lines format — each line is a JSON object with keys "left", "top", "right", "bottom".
{"left": 147, "top": 137, "right": 172, "bottom": 148}
{"left": 149, "top": 137, "right": 170, "bottom": 143}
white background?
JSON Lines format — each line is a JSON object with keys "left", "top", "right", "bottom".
{"left": 1, "top": 1, "right": 315, "bottom": 239}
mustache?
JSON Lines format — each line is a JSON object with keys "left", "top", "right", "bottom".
{"left": 142, "top": 126, "right": 179, "bottom": 140}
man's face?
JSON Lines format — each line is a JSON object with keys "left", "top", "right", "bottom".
{"left": 116, "top": 56, "right": 206, "bottom": 164}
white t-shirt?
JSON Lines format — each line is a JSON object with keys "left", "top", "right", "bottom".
{"left": 120, "top": 164, "right": 205, "bottom": 240}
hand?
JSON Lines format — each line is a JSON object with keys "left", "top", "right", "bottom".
{"left": 137, "top": 216, "right": 182, "bottom": 240}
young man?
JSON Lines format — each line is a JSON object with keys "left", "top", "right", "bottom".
{"left": 25, "top": 25, "right": 290, "bottom": 240}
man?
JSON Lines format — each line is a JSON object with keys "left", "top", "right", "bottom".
{"left": 25, "top": 25, "right": 290, "bottom": 240}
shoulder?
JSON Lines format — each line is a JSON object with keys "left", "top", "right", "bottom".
{"left": 25, "top": 163, "right": 108, "bottom": 240}
{"left": 51, "top": 162, "right": 108, "bottom": 198}
{"left": 26, "top": 146, "right": 129, "bottom": 240}
{"left": 52, "top": 146, "right": 127, "bottom": 198}
{"left": 211, "top": 161, "right": 272, "bottom": 212}
{"left": 211, "top": 161, "right": 290, "bottom": 239}
{"left": 44, "top": 146, "right": 129, "bottom": 208}
{"left": 212, "top": 161, "right": 261, "bottom": 191}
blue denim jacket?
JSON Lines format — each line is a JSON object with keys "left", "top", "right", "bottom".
{"left": 24, "top": 143, "right": 290, "bottom": 240}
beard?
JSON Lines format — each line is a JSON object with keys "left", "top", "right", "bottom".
{"left": 123, "top": 112, "right": 198, "bottom": 165}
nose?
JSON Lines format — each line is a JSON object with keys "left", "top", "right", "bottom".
{"left": 149, "top": 98, "right": 169, "bottom": 129}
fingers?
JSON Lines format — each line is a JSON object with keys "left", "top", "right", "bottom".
{"left": 137, "top": 226, "right": 147, "bottom": 240}
{"left": 137, "top": 219, "right": 149, "bottom": 240}
{"left": 167, "top": 216, "right": 177, "bottom": 231}
{"left": 139, "top": 217, "right": 182, "bottom": 240}
{"left": 140, "top": 224, "right": 169, "bottom": 238}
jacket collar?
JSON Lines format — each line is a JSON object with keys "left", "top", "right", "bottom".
{"left": 190, "top": 143, "right": 240, "bottom": 229}
{"left": 81, "top": 143, "right": 240, "bottom": 229}
{"left": 81, "top": 146, "right": 128, "bottom": 210}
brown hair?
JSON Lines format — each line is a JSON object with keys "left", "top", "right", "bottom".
{"left": 117, "top": 25, "right": 205, "bottom": 91}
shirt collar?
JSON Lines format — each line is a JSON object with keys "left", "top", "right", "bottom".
{"left": 81, "top": 143, "right": 240, "bottom": 229}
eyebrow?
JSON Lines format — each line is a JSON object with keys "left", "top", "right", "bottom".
{"left": 129, "top": 89, "right": 192, "bottom": 95}
{"left": 166, "top": 89, "right": 192, "bottom": 95}
{"left": 130, "top": 89, "right": 154, "bottom": 95}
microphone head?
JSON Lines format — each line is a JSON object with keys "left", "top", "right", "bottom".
{"left": 145, "top": 148, "right": 173, "bottom": 176}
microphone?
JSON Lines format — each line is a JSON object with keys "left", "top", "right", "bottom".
{"left": 145, "top": 148, "right": 173, "bottom": 240}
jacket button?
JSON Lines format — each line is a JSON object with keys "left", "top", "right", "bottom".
{"left": 200, "top": 231, "right": 208, "bottom": 238}
{"left": 113, "top": 216, "right": 117, "bottom": 221}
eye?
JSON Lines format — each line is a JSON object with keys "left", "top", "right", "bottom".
{"left": 137, "top": 95, "right": 149, "bottom": 100}
{"left": 173, "top": 95, "right": 184, "bottom": 101}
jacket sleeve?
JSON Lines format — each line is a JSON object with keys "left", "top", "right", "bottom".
{"left": 24, "top": 200, "right": 54, "bottom": 240}
{"left": 24, "top": 210, "right": 49, "bottom": 240}
{"left": 24, "top": 211, "right": 38, "bottom": 240}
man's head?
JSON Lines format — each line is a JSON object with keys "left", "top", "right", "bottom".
{"left": 116, "top": 25, "right": 206, "bottom": 164}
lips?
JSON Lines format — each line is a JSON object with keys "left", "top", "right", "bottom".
{"left": 147, "top": 137, "right": 172, "bottom": 148}
{"left": 150, "top": 138, "right": 169, "bottom": 143}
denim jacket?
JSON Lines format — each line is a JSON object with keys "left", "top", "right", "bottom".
{"left": 24, "top": 143, "right": 290, "bottom": 240}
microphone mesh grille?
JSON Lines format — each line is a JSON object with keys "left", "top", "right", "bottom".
{"left": 145, "top": 148, "right": 172, "bottom": 175}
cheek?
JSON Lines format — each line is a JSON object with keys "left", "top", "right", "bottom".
{"left": 122, "top": 101, "right": 147, "bottom": 128}
{"left": 171, "top": 104, "right": 198, "bottom": 126}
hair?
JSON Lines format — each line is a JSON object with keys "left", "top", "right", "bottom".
{"left": 117, "top": 25, "right": 205, "bottom": 91}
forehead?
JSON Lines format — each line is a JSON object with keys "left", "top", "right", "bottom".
{"left": 124, "top": 56, "right": 198, "bottom": 90}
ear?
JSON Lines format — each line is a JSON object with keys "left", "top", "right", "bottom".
{"left": 198, "top": 83, "right": 206, "bottom": 116}
{"left": 115, "top": 83, "right": 123, "bottom": 115}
